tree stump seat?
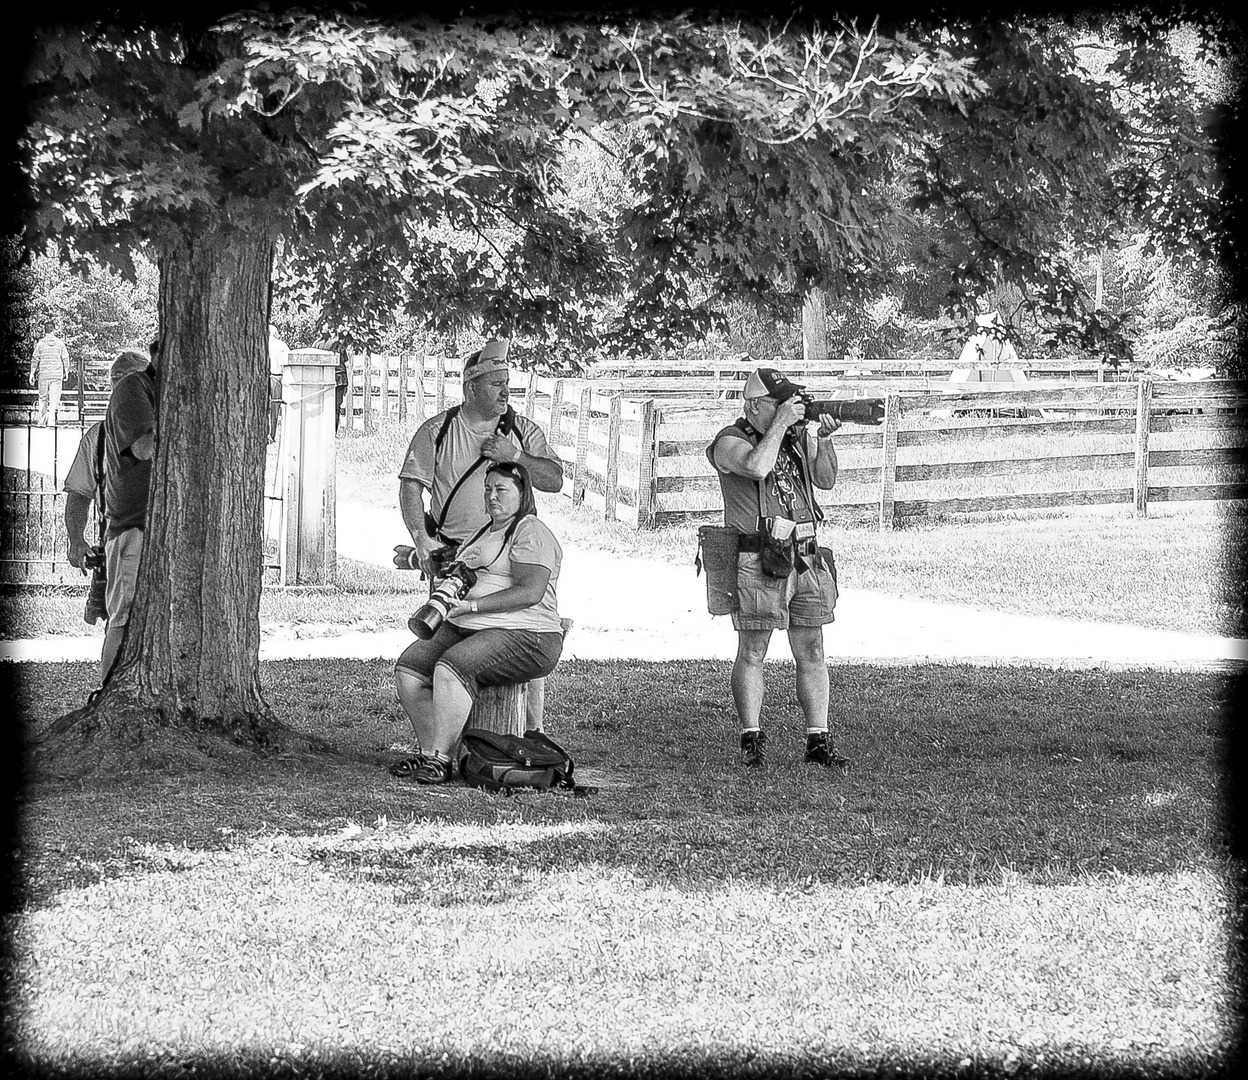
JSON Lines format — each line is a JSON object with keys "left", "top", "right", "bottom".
{"left": 463, "top": 617, "right": 574, "bottom": 738}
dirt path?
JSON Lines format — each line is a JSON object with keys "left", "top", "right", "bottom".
{"left": 326, "top": 502, "right": 1246, "bottom": 671}
{"left": 4, "top": 499, "right": 1244, "bottom": 670}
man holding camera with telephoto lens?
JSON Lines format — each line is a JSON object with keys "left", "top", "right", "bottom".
{"left": 707, "top": 367, "right": 849, "bottom": 771}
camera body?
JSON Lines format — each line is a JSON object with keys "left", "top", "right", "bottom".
{"left": 408, "top": 562, "right": 478, "bottom": 639}
{"left": 428, "top": 544, "right": 459, "bottom": 579}
{"left": 797, "top": 394, "right": 885, "bottom": 426}
{"left": 83, "top": 546, "right": 105, "bottom": 571}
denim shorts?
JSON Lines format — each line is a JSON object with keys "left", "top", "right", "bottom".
{"left": 395, "top": 622, "right": 563, "bottom": 698}
{"left": 731, "top": 551, "right": 837, "bottom": 631}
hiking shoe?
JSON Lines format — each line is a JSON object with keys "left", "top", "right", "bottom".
{"left": 740, "top": 729, "right": 766, "bottom": 768}
{"left": 804, "top": 731, "right": 849, "bottom": 770}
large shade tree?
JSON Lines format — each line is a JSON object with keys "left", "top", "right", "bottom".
{"left": 18, "top": 6, "right": 1234, "bottom": 773}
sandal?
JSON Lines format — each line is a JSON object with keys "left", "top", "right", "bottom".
{"left": 388, "top": 754, "right": 452, "bottom": 784}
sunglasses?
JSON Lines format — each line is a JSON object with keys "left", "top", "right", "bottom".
{"left": 486, "top": 462, "right": 526, "bottom": 477}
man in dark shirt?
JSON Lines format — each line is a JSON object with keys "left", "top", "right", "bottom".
{"left": 99, "top": 340, "right": 158, "bottom": 680}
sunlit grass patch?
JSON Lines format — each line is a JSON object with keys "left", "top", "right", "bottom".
{"left": 10, "top": 826, "right": 1232, "bottom": 1073}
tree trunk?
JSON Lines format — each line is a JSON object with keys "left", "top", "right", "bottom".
{"left": 37, "top": 226, "right": 318, "bottom": 774}
{"left": 802, "top": 290, "right": 829, "bottom": 362}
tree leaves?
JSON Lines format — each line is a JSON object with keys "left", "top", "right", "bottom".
{"left": 19, "top": 10, "right": 1235, "bottom": 362}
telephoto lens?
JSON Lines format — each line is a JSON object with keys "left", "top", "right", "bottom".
{"left": 83, "top": 569, "right": 107, "bottom": 625}
{"left": 801, "top": 397, "right": 886, "bottom": 426}
{"left": 408, "top": 563, "right": 478, "bottom": 639}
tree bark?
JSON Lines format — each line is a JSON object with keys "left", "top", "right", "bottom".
{"left": 37, "top": 225, "right": 318, "bottom": 773}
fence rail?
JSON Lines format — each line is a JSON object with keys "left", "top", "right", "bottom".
{"left": 5, "top": 361, "right": 1240, "bottom": 585}
{"left": 332, "top": 354, "right": 1245, "bottom": 530}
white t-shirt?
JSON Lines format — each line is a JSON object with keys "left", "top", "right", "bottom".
{"left": 269, "top": 332, "right": 290, "bottom": 376}
{"left": 450, "top": 515, "right": 562, "bottom": 633}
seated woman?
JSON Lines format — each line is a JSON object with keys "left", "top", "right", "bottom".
{"left": 391, "top": 461, "right": 565, "bottom": 784}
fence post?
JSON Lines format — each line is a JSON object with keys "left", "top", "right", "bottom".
{"left": 361, "top": 354, "right": 375, "bottom": 433}
{"left": 635, "top": 398, "right": 658, "bottom": 528}
{"left": 549, "top": 379, "right": 565, "bottom": 448}
{"left": 397, "top": 353, "right": 409, "bottom": 423}
{"left": 1133, "top": 377, "right": 1152, "bottom": 516}
{"left": 379, "top": 353, "right": 391, "bottom": 424}
{"left": 878, "top": 392, "right": 901, "bottom": 531}
{"left": 344, "top": 356, "right": 356, "bottom": 432}
{"left": 278, "top": 349, "right": 337, "bottom": 585}
{"left": 75, "top": 352, "right": 85, "bottom": 425}
{"left": 524, "top": 370, "right": 537, "bottom": 418}
{"left": 410, "top": 354, "right": 426, "bottom": 428}
{"left": 604, "top": 395, "right": 622, "bottom": 522}
{"left": 572, "top": 386, "right": 592, "bottom": 505}
{"left": 435, "top": 355, "right": 447, "bottom": 415}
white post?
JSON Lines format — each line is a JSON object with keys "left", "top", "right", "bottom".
{"left": 279, "top": 348, "right": 338, "bottom": 585}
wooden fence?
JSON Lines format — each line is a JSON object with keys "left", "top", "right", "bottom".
{"left": 336, "top": 353, "right": 1145, "bottom": 430}
{"left": 338, "top": 354, "right": 1245, "bottom": 530}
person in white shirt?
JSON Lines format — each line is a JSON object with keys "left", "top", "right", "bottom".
{"left": 390, "top": 461, "right": 564, "bottom": 785}
{"left": 30, "top": 319, "right": 70, "bottom": 427}
{"left": 268, "top": 326, "right": 289, "bottom": 443}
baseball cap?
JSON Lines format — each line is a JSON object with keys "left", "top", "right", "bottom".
{"left": 110, "top": 349, "right": 150, "bottom": 385}
{"left": 462, "top": 338, "right": 510, "bottom": 382}
{"left": 743, "top": 367, "right": 805, "bottom": 402}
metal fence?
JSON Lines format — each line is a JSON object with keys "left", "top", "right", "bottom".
{"left": 0, "top": 421, "right": 95, "bottom": 583}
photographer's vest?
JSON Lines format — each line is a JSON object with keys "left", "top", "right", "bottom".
{"left": 706, "top": 419, "right": 822, "bottom": 534}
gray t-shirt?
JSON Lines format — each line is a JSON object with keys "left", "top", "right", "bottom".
{"left": 103, "top": 369, "right": 156, "bottom": 537}
{"left": 398, "top": 409, "right": 558, "bottom": 542}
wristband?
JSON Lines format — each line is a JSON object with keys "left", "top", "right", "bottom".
{"left": 469, "top": 600, "right": 479, "bottom": 613}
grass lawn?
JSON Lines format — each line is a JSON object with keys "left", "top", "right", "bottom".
{"left": 7, "top": 657, "right": 1241, "bottom": 1076}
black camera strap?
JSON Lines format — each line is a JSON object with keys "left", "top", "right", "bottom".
{"left": 456, "top": 512, "right": 530, "bottom": 574}
{"left": 427, "top": 405, "right": 518, "bottom": 543}
{"left": 93, "top": 420, "right": 107, "bottom": 549}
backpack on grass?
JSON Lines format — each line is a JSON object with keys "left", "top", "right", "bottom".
{"left": 458, "top": 728, "right": 595, "bottom": 796}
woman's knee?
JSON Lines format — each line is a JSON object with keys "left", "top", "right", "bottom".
{"left": 433, "top": 660, "right": 472, "bottom": 697}
{"left": 395, "top": 666, "right": 430, "bottom": 698}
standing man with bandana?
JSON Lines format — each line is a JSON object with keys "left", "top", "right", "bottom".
{"left": 707, "top": 367, "right": 848, "bottom": 770}
{"left": 396, "top": 339, "right": 564, "bottom": 731}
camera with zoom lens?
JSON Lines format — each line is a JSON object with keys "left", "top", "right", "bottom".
{"left": 797, "top": 394, "right": 886, "bottom": 426}
{"left": 83, "top": 546, "right": 107, "bottom": 625}
{"left": 408, "top": 562, "right": 478, "bottom": 639}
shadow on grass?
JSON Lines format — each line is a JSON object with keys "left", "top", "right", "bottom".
{"left": 10, "top": 658, "right": 1238, "bottom": 905}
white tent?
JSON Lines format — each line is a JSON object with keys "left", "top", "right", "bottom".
{"left": 930, "top": 311, "right": 1037, "bottom": 419}
{"left": 952, "top": 311, "right": 1023, "bottom": 381}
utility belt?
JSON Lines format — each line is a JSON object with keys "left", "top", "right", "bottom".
{"left": 739, "top": 517, "right": 816, "bottom": 551}
{"left": 738, "top": 517, "right": 818, "bottom": 577}
{"left": 737, "top": 533, "right": 818, "bottom": 559}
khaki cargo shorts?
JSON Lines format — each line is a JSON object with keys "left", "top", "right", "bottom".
{"left": 731, "top": 551, "right": 837, "bottom": 631}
